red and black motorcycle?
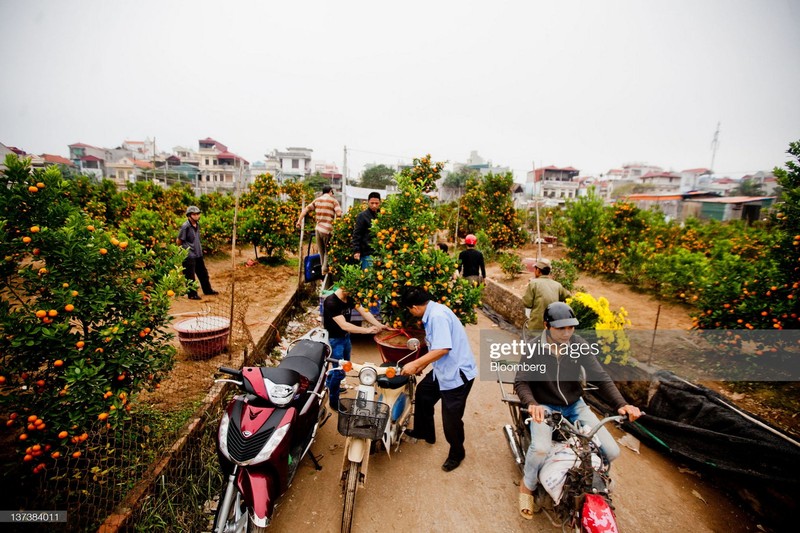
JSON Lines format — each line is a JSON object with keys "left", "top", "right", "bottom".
{"left": 213, "top": 328, "right": 331, "bottom": 532}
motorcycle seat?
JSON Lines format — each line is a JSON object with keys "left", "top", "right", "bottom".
{"left": 278, "top": 339, "right": 329, "bottom": 384}
{"left": 376, "top": 362, "right": 409, "bottom": 389}
{"left": 261, "top": 367, "right": 302, "bottom": 387}
{"left": 278, "top": 356, "right": 321, "bottom": 385}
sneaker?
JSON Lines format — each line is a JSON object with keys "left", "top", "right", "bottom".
{"left": 188, "top": 295, "right": 202, "bottom": 300}
{"left": 205, "top": 290, "right": 219, "bottom": 296}
{"left": 441, "top": 458, "right": 462, "bottom": 472}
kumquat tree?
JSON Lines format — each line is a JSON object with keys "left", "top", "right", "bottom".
{"left": 238, "top": 173, "right": 304, "bottom": 259}
{"left": 457, "top": 171, "right": 527, "bottom": 250}
{"left": 332, "top": 155, "right": 483, "bottom": 328}
{"left": 0, "top": 154, "right": 187, "bottom": 475}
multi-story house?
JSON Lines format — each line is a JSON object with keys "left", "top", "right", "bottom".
{"left": 68, "top": 142, "right": 107, "bottom": 178}
{"left": 453, "top": 150, "right": 511, "bottom": 177}
{"left": 173, "top": 145, "right": 201, "bottom": 167}
{"left": 196, "top": 138, "right": 249, "bottom": 192}
{"left": 264, "top": 147, "right": 313, "bottom": 182}
{"left": 638, "top": 171, "right": 682, "bottom": 194}
{"left": 745, "top": 171, "right": 780, "bottom": 196}
{"left": 620, "top": 162, "right": 663, "bottom": 181}
{"left": 680, "top": 168, "right": 712, "bottom": 192}
{"left": 313, "top": 161, "right": 343, "bottom": 189}
{"left": 526, "top": 165, "right": 580, "bottom": 200}
{"left": 105, "top": 158, "right": 154, "bottom": 187}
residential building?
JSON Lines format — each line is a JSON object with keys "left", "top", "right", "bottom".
{"left": 744, "top": 171, "right": 780, "bottom": 196}
{"left": 173, "top": 145, "right": 201, "bottom": 167}
{"left": 264, "top": 147, "right": 313, "bottom": 182}
{"left": 453, "top": 150, "right": 511, "bottom": 177}
{"left": 619, "top": 162, "right": 663, "bottom": 181}
{"left": 105, "top": 157, "right": 154, "bottom": 187}
{"left": 705, "top": 176, "right": 739, "bottom": 196}
{"left": 197, "top": 138, "right": 249, "bottom": 192}
{"left": 313, "top": 161, "right": 343, "bottom": 189}
{"left": 68, "top": 142, "right": 107, "bottom": 178}
{"left": 638, "top": 171, "right": 682, "bottom": 194}
{"left": 526, "top": 165, "right": 580, "bottom": 200}
{"left": 680, "top": 168, "right": 712, "bottom": 192}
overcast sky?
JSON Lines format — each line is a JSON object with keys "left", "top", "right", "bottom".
{"left": 1, "top": 0, "right": 799, "bottom": 180}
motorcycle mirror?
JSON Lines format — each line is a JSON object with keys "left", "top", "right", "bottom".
{"left": 406, "top": 338, "right": 420, "bottom": 351}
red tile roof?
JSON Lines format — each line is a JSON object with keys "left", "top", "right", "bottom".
{"left": 41, "top": 154, "right": 75, "bottom": 166}
{"left": 681, "top": 168, "right": 711, "bottom": 174}
{"left": 69, "top": 142, "right": 100, "bottom": 149}
{"left": 217, "top": 151, "right": 249, "bottom": 164}
{"left": 640, "top": 171, "right": 680, "bottom": 179}
{"left": 198, "top": 138, "right": 228, "bottom": 151}
{"left": 81, "top": 155, "right": 103, "bottom": 162}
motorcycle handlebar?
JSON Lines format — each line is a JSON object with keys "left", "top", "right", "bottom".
{"left": 219, "top": 366, "right": 241, "bottom": 377}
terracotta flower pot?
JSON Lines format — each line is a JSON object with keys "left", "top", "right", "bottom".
{"left": 173, "top": 316, "right": 230, "bottom": 358}
{"left": 374, "top": 329, "right": 427, "bottom": 364}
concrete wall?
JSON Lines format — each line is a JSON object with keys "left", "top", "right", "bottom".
{"left": 482, "top": 278, "right": 527, "bottom": 330}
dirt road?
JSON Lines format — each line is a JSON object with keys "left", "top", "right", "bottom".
{"left": 267, "top": 312, "right": 763, "bottom": 533}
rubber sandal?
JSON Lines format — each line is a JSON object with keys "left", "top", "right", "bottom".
{"left": 518, "top": 492, "right": 534, "bottom": 520}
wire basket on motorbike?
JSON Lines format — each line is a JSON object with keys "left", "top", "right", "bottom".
{"left": 336, "top": 397, "right": 390, "bottom": 440}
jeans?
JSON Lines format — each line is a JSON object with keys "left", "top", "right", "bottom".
{"left": 522, "top": 398, "right": 620, "bottom": 491}
{"left": 360, "top": 255, "right": 373, "bottom": 270}
{"left": 325, "top": 335, "right": 351, "bottom": 409}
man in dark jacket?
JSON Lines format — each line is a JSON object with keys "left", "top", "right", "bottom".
{"left": 351, "top": 192, "right": 381, "bottom": 269}
{"left": 176, "top": 206, "right": 218, "bottom": 300}
{"left": 514, "top": 302, "right": 641, "bottom": 519}
{"left": 457, "top": 233, "right": 485, "bottom": 284}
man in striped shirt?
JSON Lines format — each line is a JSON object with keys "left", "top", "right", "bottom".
{"left": 297, "top": 185, "right": 343, "bottom": 274}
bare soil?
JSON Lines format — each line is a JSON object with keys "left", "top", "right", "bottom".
{"left": 138, "top": 246, "right": 299, "bottom": 412}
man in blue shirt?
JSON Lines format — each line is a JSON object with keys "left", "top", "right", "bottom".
{"left": 400, "top": 286, "right": 477, "bottom": 472}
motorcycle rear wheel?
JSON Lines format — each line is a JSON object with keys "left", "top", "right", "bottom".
{"left": 341, "top": 461, "right": 360, "bottom": 533}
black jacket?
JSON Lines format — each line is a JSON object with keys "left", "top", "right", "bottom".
{"left": 351, "top": 208, "right": 377, "bottom": 256}
{"left": 514, "top": 334, "right": 626, "bottom": 411}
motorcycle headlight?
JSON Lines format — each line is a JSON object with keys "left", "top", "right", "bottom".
{"left": 359, "top": 367, "right": 378, "bottom": 386}
{"left": 268, "top": 382, "right": 298, "bottom": 406}
{"left": 245, "top": 423, "right": 291, "bottom": 466}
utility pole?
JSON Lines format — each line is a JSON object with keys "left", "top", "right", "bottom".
{"left": 342, "top": 145, "right": 348, "bottom": 211}
{"left": 710, "top": 122, "right": 721, "bottom": 174}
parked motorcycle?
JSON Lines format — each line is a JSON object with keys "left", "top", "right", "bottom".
{"left": 329, "top": 337, "right": 421, "bottom": 533}
{"left": 499, "top": 378, "right": 628, "bottom": 533}
{"left": 213, "top": 327, "right": 332, "bottom": 533}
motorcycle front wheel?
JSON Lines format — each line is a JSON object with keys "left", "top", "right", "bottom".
{"left": 213, "top": 484, "right": 267, "bottom": 533}
{"left": 341, "top": 460, "right": 360, "bottom": 533}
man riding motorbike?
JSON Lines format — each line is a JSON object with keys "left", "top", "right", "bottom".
{"left": 514, "top": 302, "right": 642, "bottom": 520}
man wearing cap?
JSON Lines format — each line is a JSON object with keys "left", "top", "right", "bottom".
{"left": 457, "top": 234, "right": 485, "bottom": 285}
{"left": 521, "top": 258, "right": 569, "bottom": 335}
{"left": 514, "top": 302, "right": 642, "bottom": 519}
{"left": 177, "top": 206, "right": 218, "bottom": 300}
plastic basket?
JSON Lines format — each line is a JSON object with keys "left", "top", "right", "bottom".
{"left": 336, "top": 398, "right": 390, "bottom": 440}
